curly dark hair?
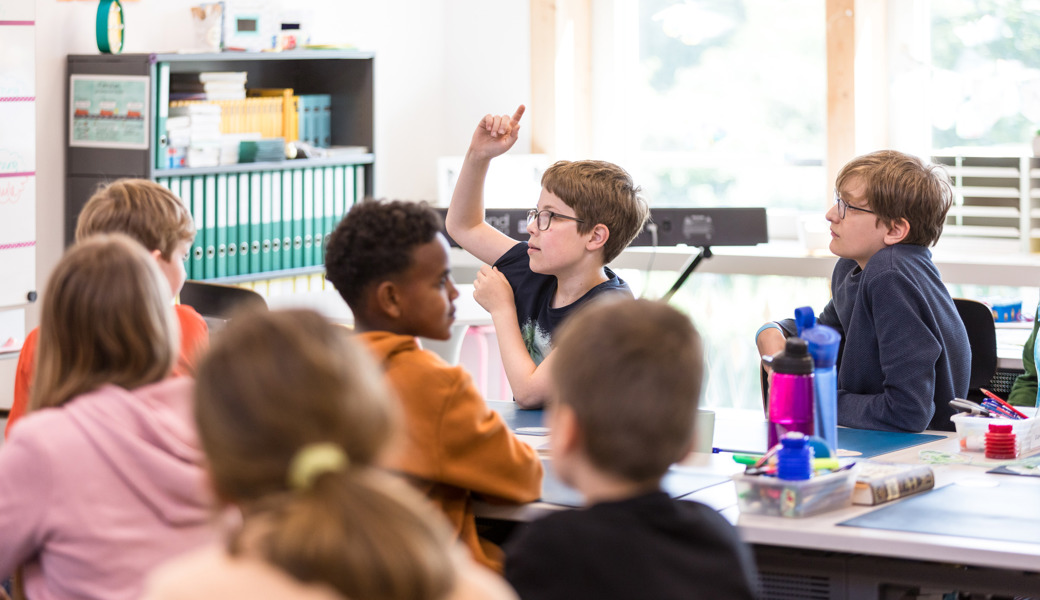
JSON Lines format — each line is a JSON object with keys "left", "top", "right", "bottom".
{"left": 325, "top": 199, "right": 443, "bottom": 311}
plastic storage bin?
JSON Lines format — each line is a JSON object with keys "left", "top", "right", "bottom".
{"left": 733, "top": 466, "right": 858, "bottom": 518}
{"left": 951, "top": 413, "right": 1040, "bottom": 456}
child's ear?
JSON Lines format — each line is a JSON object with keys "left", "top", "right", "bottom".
{"left": 551, "top": 404, "right": 582, "bottom": 455}
{"left": 374, "top": 281, "right": 402, "bottom": 320}
{"left": 883, "top": 217, "right": 911, "bottom": 245}
{"left": 585, "top": 223, "right": 610, "bottom": 252}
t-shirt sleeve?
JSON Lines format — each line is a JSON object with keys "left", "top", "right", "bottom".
{"left": 173, "top": 304, "right": 210, "bottom": 377}
{"left": 492, "top": 242, "right": 530, "bottom": 290}
{"left": 5, "top": 328, "right": 38, "bottom": 439}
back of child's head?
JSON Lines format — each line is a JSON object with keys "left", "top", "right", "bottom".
{"left": 194, "top": 308, "right": 456, "bottom": 600}
{"left": 324, "top": 198, "right": 443, "bottom": 312}
{"left": 76, "top": 178, "right": 195, "bottom": 260}
{"left": 32, "top": 233, "right": 177, "bottom": 411}
{"left": 551, "top": 297, "right": 703, "bottom": 484}
{"left": 836, "top": 150, "right": 953, "bottom": 246}
{"left": 540, "top": 160, "right": 649, "bottom": 263}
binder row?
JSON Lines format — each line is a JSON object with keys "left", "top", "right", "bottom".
{"left": 157, "top": 164, "right": 365, "bottom": 280}
{"left": 170, "top": 97, "right": 287, "bottom": 139}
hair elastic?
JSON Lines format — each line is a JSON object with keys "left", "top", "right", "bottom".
{"left": 288, "top": 442, "right": 349, "bottom": 490}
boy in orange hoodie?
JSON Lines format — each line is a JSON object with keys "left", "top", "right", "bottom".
{"left": 324, "top": 199, "right": 542, "bottom": 573}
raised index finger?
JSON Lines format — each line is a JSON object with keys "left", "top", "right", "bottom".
{"left": 512, "top": 104, "right": 526, "bottom": 124}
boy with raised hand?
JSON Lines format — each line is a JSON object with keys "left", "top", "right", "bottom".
{"left": 504, "top": 298, "right": 758, "bottom": 600}
{"left": 756, "top": 150, "right": 970, "bottom": 432}
{"left": 324, "top": 199, "right": 542, "bottom": 573}
{"left": 6, "top": 179, "right": 208, "bottom": 439}
{"left": 445, "top": 105, "right": 649, "bottom": 409}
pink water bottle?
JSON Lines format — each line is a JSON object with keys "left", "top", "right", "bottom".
{"left": 766, "top": 337, "right": 815, "bottom": 448}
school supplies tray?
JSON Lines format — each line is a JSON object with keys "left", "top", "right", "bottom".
{"left": 951, "top": 413, "right": 1040, "bottom": 457}
{"left": 732, "top": 465, "right": 858, "bottom": 518}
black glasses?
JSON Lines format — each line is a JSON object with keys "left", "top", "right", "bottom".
{"left": 527, "top": 209, "right": 585, "bottom": 231}
{"left": 834, "top": 190, "right": 875, "bottom": 219}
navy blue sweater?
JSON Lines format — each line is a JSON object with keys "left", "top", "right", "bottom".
{"left": 783, "top": 244, "right": 970, "bottom": 432}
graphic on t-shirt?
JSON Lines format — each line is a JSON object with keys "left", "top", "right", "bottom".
{"left": 522, "top": 319, "right": 551, "bottom": 365}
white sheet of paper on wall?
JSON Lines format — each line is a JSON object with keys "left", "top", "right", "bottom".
{"left": 0, "top": 102, "right": 35, "bottom": 174}
{"left": 0, "top": 2, "right": 34, "bottom": 22}
{"left": 0, "top": 307, "right": 25, "bottom": 354}
{"left": 0, "top": 27, "right": 33, "bottom": 98}
{"left": 0, "top": 173, "right": 35, "bottom": 307}
{"left": 0, "top": 174, "right": 35, "bottom": 241}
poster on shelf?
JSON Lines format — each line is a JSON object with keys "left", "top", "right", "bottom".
{"left": 69, "top": 74, "right": 150, "bottom": 149}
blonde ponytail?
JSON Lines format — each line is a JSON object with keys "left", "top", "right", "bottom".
{"left": 195, "top": 309, "right": 457, "bottom": 600}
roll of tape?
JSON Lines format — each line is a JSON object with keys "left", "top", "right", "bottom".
{"left": 96, "top": 0, "right": 124, "bottom": 54}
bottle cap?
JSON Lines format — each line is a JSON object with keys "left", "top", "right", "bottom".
{"left": 777, "top": 432, "right": 813, "bottom": 480}
{"left": 781, "top": 431, "right": 808, "bottom": 448}
{"left": 801, "top": 324, "right": 842, "bottom": 368}
{"left": 769, "top": 337, "right": 814, "bottom": 375}
{"left": 988, "top": 423, "right": 1014, "bottom": 434}
{"left": 794, "top": 306, "right": 815, "bottom": 336}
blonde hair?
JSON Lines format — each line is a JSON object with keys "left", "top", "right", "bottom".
{"left": 551, "top": 298, "right": 703, "bottom": 483}
{"left": 76, "top": 179, "right": 195, "bottom": 260}
{"left": 32, "top": 234, "right": 177, "bottom": 411}
{"left": 541, "top": 160, "right": 650, "bottom": 263}
{"left": 194, "top": 309, "right": 456, "bottom": 600}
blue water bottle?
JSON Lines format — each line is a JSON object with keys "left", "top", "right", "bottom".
{"left": 795, "top": 307, "right": 842, "bottom": 454}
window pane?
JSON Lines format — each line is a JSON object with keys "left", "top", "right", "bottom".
{"left": 931, "top": 0, "right": 1040, "bottom": 149}
{"left": 630, "top": 0, "right": 825, "bottom": 209}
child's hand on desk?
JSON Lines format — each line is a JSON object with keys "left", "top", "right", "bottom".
{"left": 473, "top": 265, "right": 515, "bottom": 316}
{"left": 467, "top": 105, "right": 525, "bottom": 160}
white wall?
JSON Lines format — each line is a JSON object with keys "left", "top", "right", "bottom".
{"left": 0, "top": 0, "right": 530, "bottom": 410}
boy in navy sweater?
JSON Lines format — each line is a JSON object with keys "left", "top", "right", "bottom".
{"left": 757, "top": 150, "right": 970, "bottom": 432}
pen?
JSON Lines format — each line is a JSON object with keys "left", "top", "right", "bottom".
{"left": 980, "top": 388, "right": 1030, "bottom": 419}
{"left": 981, "top": 400, "right": 1019, "bottom": 420}
{"left": 949, "top": 398, "right": 992, "bottom": 417}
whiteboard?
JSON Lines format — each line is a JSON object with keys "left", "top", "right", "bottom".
{"left": 0, "top": 2, "right": 36, "bottom": 314}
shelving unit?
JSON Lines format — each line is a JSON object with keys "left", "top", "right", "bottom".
{"left": 65, "top": 50, "right": 374, "bottom": 282}
{"left": 934, "top": 152, "right": 1040, "bottom": 253}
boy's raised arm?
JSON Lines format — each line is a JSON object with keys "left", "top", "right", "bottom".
{"left": 446, "top": 105, "right": 527, "bottom": 266}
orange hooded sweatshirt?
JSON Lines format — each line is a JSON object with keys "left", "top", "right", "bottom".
{"left": 359, "top": 331, "right": 542, "bottom": 572}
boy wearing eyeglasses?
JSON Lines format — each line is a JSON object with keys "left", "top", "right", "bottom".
{"left": 446, "top": 105, "right": 650, "bottom": 409}
{"left": 756, "top": 150, "right": 970, "bottom": 432}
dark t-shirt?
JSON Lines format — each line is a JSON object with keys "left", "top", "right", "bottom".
{"left": 494, "top": 242, "right": 631, "bottom": 365}
{"left": 504, "top": 491, "right": 759, "bottom": 600}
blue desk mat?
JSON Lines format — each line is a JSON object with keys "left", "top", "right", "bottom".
{"left": 487, "top": 400, "right": 545, "bottom": 431}
{"left": 713, "top": 420, "right": 944, "bottom": 459}
{"left": 539, "top": 458, "right": 730, "bottom": 508}
{"left": 835, "top": 428, "right": 945, "bottom": 458}
{"left": 838, "top": 479, "right": 1040, "bottom": 544}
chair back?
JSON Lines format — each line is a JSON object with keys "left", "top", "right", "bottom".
{"left": 179, "top": 281, "right": 268, "bottom": 331}
{"left": 953, "top": 298, "right": 997, "bottom": 400}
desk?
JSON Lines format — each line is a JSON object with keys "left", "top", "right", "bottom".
{"left": 264, "top": 283, "right": 492, "bottom": 364}
{"left": 485, "top": 419, "right": 1040, "bottom": 598}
